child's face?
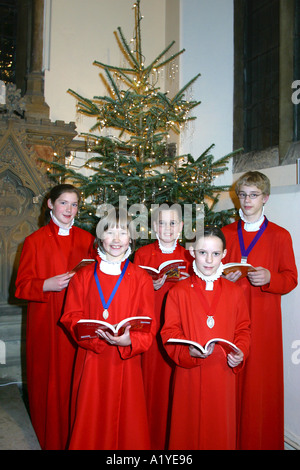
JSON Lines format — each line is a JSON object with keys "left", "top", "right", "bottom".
{"left": 101, "top": 225, "right": 130, "bottom": 262}
{"left": 153, "top": 210, "right": 183, "bottom": 247}
{"left": 238, "top": 184, "right": 269, "bottom": 221}
{"left": 47, "top": 191, "right": 79, "bottom": 228}
{"left": 190, "top": 236, "right": 226, "bottom": 276}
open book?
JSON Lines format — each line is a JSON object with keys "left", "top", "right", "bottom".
{"left": 139, "top": 259, "right": 189, "bottom": 281}
{"left": 75, "top": 316, "right": 152, "bottom": 340}
{"left": 166, "top": 337, "right": 240, "bottom": 355}
{"left": 70, "top": 259, "right": 95, "bottom": 273}
{"left": 223, "top": 262, "right": 255, "bottom": 279}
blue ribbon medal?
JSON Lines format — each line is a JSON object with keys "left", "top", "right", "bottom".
{"left": 94, "top": 258, "right": 130, "bottom": 320}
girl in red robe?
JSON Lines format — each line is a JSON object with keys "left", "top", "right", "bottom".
{"left": 161, "top": 226, "right": 251, "bottom": 450}
{"left": 222, "top": 171, "right": 298, "bottom": 450}
{"left": 60, "top": 209, "right": 155, "bottom": 450}
{"left": 15, "top": 184, "right": 95, "bottom": 450}
{"left": 134, "top": 203, "right": 192, "bottom": 449}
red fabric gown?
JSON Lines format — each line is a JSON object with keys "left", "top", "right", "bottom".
{"left": 222, "top": 219, "right": 298, "bottom": 450}
{"left": 15, "top": 220, "right": 95, "bottom": 450}
{"left": 60, "top": 258, "right": 155, "bottom": 450}
{"left": 161, "top": 275, "right": 251, "bottom": 450}
{"left": 134, "top": 241, "right": 192, "bottom": 449}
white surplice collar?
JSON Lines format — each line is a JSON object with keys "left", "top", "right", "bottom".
{"left": 192, "top": 260, "right": 224, "bottom": 291}
{"left": 97, "top": 247, "right": 131, "bottom": 275}
{"left": 239, "top": 207, "right": 265, "bottom": 232}
{"left": 156, "top": 234, "right": 179, "bottom": 254}
{"left": 50, "top": 210, "right": 74, "bottom": 236}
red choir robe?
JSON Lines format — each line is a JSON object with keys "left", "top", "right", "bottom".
{"left": 222, "top": 219, "right": 298, "bottom": 450}
{"left": 134, "top": 241, "right": 192, "bottom": 449}
{"left": 60, "top": 258, "right": 155, "bottom": 450}
{"left": 161, "top": 275, "right": 251, "bottom": 450}
{"left": 14, "top": 220, "right": 95, "bottom": 450}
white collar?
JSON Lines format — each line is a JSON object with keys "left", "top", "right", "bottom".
{"left": 97, "top": 247, "right": 131, "bottom": 275}
{"left": 239, "top": 207, "right": 265, "bottom": 232}
{"left": 50, "top": 210, "right": 74, "bottom": 236}
{"left": 192, "top": 260, "right": 224, "bottom": 291}
{"left": 156, "top": 235, "right": 179, "bottom": 254}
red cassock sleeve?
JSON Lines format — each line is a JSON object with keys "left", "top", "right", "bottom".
{"left": 15, "top": 223, "right": 96, "bottom": 303}
{"left": 15, "top": 235, "right": 51, "bottom": 303}
{"left": 260, "top": 230, "right": 298, "bottom": 294}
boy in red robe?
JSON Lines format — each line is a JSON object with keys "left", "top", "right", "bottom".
{"left": 161, "top": 226, "right": 251, "bottom": 450}
{"left": 60, "top": 209, "right": 155, "bottom": 450}
{"left": 134, "top": 203, "right": 192, "bottom": 449}
{"left": 15, "top": 184, "right": 95, "bottom": 450}
{"left": 222, "top": 171, "right": 298, "bottom": 450}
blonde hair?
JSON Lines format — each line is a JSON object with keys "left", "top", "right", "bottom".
{"left": 152, "top": 202, "right": 183, "bottom": 223}
{"left": 96, "top": 208, "right": 135, "bottom": 253}
{"left": 235, "top": 171, "right": 270, "bottom": 196}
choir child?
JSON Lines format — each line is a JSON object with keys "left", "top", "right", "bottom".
{"left": 134, "top": 203, "right": 192, "bottom": 449}
{"left": 15, "top": 184, "right": 96, "bottom": 450}
{"left": 161, "top": 226, "right": 251, "bottom": 450}
{"left": 222, "top": 171, "right": 298, "bottom": 450}
{"left": 60, "top": 208, "right": 155, "bottom": 450}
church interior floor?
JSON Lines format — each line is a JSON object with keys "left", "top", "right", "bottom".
{"left": 0, "top": 382, "right": 296, "bottom": 450}
{"left": 0, "top": 383, "right": 40, "bottom": 450}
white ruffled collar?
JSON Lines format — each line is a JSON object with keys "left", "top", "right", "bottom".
{"left": 239, "top": 207, "right": 265, "bottom": 232}
{"left": 97, "top": 247, "right": 131, "bottom": 275}
{"left": 192, "top": 260, "right": 224, "bottom": 291}
{"left": 50, "top": 210, "right": 74, "bottom": 236}
{"left": 156, "top": 235, "right": 179, "bottom": 254}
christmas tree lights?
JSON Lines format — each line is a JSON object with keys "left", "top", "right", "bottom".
{"left": 47, "top": 0, "right": 238, "bottom": 240}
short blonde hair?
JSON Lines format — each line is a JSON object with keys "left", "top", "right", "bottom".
{"left": 152, "top": 202, "right": 182, "bottom": 223}
{"left": 235, "top": 171, "right": 270, "bottom": 196}
{"left": 96, "top": 208, "right": 135, "bottom": 253}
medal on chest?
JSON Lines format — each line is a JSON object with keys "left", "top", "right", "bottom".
{"left": 193, "top": 278, "right": 222, "bottom": 329}
{"left": 206, "top": 316, "right": 215, "bottom": 329}
{"left": 94, "top": 259, "right": 129, "bottom": 319}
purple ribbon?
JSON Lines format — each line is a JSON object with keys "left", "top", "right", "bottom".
{"left": 238, "top": 217, "right": 268, "bottom": 259}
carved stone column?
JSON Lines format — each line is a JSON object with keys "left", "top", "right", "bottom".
{"left": 24, "top": 0, "right": 50, "bottom": 119}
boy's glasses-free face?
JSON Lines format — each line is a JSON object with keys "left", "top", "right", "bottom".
{"left": 158, "top": 220, "right": 180, "bottom": 227}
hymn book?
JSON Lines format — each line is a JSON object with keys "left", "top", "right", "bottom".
{"left": 70, "top": 259, "right": 95, "bottom": 273}
{"left": 166, "top": 337, "right": 240, "bottom": 355}
{"left": 223, "top": 262, "right": 255, "bottom": 279}
{"left": 138, "top": 259, "right": 189, "bottom": 281}
{"left": 75, "top": 316, "right": 153, "bottom": 340}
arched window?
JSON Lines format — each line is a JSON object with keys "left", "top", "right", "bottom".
{"left": 243, "top": 0, "right": 280, "bottom": 152}
{"left": 0, "top": 0, "right": 31, "bottom": 95}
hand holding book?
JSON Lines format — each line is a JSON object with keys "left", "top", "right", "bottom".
{"left": 166, "top": 338, "right": 243, "bottom": 368}
{"left": 75, "top": 316, "right": 152, "bottom": 341}
{"left": 223, "top": 262, "right": 256, "bottom": 280}
{"left": 97, "top": 325, "right": 132, "bottom": 347}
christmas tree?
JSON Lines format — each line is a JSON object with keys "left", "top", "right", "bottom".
{"left": 48, "top": 0, "right": 237, "bottom": 243}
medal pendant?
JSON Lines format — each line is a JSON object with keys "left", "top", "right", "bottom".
{"left": 103, "top": 309, "right": 109, "bottom": 320}
{"left": 207, "top": 316, "right": 215, "bottom": 329}
{"left": 241, "top": 256, "right": 248, "bottom": 264}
